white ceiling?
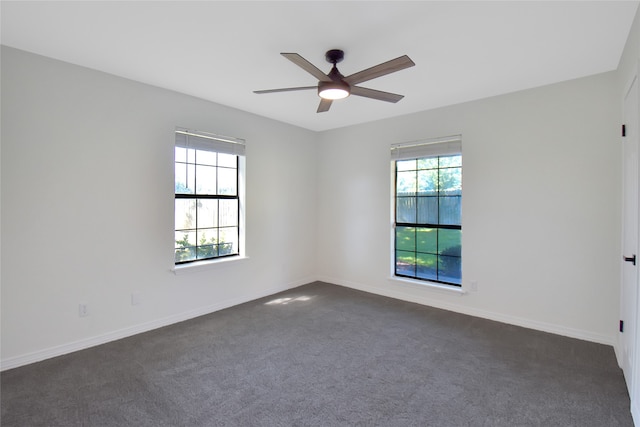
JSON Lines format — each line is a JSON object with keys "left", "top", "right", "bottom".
{"left": 1, "top": 1, "right": 638, "bottom": 132}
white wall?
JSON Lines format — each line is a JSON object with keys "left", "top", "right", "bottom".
{"left": 618, "top": 4, "right": 640, "bottom": 98}
{"left": 316, "top": 71, "right": 621, "bottom": 345}
{"left": 0, "top": 47, "right": 319, "bottom": 368}
{"left": 0, "top": 41, "right": 628, "bottom": 369}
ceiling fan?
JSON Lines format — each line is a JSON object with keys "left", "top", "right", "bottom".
{"left": 254, "top": 49, "right": 415, "bottom": 113}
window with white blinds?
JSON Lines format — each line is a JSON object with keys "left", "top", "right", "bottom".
{"left": 391, "top": 135, "right": 462, "bottom": 286}
{"left": 174, "top": 128, "right": 245, "bottom": 264}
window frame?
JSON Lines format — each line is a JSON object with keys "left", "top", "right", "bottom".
{"left": 173, "top": 128, "right": 246, "bottom": 267}
{"left": 390, "top": 136, "right": 462, "bottom": 288}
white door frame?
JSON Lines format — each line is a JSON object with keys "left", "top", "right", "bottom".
{"left": 621, "top": 64, "right": 640, "bottom": 424}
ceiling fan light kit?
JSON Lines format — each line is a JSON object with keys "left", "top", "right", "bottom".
{"left": 254, "top": 49, "right": 415, "bottom": 113}
{"left": 318, "top": 80, "right": 350, "bottom": 100}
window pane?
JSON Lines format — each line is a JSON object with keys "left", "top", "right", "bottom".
{"left": 396, "top": 250, "right": 415, "bottom": 276}
{"left": 197, "top": 244, "right": 216, "bottom": 259}
{"left": 417, "top": 157, "right": 438, "bottom": 170}
{"left": 396, "top": 226, "right": 415, "bottom": 251}
{"left": 416, "top": 227, "right": 437, "bottom": 254}
{"left": 417, "top": 170, "right": 438, "bottom": 194}
{"left": 197, "top": 199, "right": 218, "bottom": 229}
{"left": 218, "top": 167, "right": 237, "bottom": 195}
{"left": 175, "top": 163, "right": 195, "bottom": 194}
{"left": 396, "top": 197, "right": 416, "bottom": 223}
{"left": 396, "top": 171, "right": 416, "bottom": 194}
{"left": 416, "top": 253, "right": 437, "bottom": 281}
{"left": 439, "top": 155, "right": 462, "bottom": 168}
{"left": 175, "top": 247, "right": 196, "bottom": 263}
{"left": 175, "top": 230, "right": 196, "bottom": 249}
{"left": 439, "top": 196, "right": 461, "bottom": 225}
{"left": 438, "top": 229, "right": 461, "bottom": 256}
{"left": 196, "top": 149, "right": 216, "bottom": 166}
{"left": 219, "top": 226, "right": 239, "bottom": 255}
{"left": 175, "top": 147, "right": 187, "bottom": 163}
{"left": 439, "top": 255, "right": 461, "bottom": 284}
{"left": 416, "top": 196, "right": 438, "bottom": 224}
{"left": 396, "top": 159, "right": 416, "bottom": 172}
{"left": 195, "top": 165, "right": 216, "bottom": 195}
{"left": 438, "top": 229, "right": 461, "bottom": 284}
{"left": 219, "top": 199, "right": 238, "bottom": 227}
{"left": 439, "top": 167, "right": 461, "bottom": 193}
{"left": 175, "top": 199, "right": 196, "bottom": 230}
{"left": 186, "top": 148, "right": 196, "bottom": 163}
{"left": 197, "top": 228, "right": 217, "bottom": 247}
{"left": 218, "top": 153, "right": 237, "bottom": 168}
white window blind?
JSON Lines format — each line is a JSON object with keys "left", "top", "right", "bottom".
{"left": 175, "top": 128, "right": 245, "bottom": 156}
{"left": 390, "top": 134, "right": 461, "bottom": 160}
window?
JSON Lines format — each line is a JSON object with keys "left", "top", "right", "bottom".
{"left": 391, "top": 136, "right": 462, "bottom": 286}
{"left": 174, "top": 128, "right": 245, "bottom": 264}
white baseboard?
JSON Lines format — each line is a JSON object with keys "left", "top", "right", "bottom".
{"left": 318, "top": 275, "right": 616, "bottom": 347}
{"left": 1, "top": 277, "right": 314, "bottom": 371}
{"left": 3, "top": 275, "right": 616, "bottom": 371}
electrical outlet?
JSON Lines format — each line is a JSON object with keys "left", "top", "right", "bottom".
{"left": 470, "top": 281, "right": 479, "bottom": 292}
{"left": 78, "top": 303, "right": 88, "bottom": 317}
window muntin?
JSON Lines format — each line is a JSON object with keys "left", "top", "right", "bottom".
{"left": 394, "top": 154, "right": 462, "bottom": 286}
{"left": 174, "top": 130, "right": 244, "bottom": 265}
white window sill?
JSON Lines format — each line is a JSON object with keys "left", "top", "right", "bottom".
{"left": 388, "top": 276, "right": 467, "bottom": 295}
{"left": 172, "top": 256, "right": 250, "bottom": 275}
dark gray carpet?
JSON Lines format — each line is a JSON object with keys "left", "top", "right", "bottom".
{"left": 1, "top": 282, "right": 633, "bottom": 426}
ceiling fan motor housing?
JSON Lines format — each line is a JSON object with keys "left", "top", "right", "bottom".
{"left": 325, "top": 49, "right": 345, "bottom": 64}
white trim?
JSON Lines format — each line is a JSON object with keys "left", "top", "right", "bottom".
{"left": 388, "top": 276, "right": 467, "bottom": 296}
{"left": 0, "top": 276, "right": 314, "bottom": 371}
{"left": 172, "top": 255, "right": 250, "bottom": 275}
{"left": 318, "top": 276, "right": 615, "bottom": 347}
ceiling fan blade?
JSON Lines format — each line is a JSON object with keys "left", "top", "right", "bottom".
{"left": 253, "top": 86, "right": 317, "bottom": 94}
{"left": 350, "top": 86, "right": 404, "bottom": 103}
{"left": 317, "top": 98, "right": 333, "bottom": 113}
{"left": 344, "top": 55, "right": 415, "bottom": 85}
{"left": 281, "top": 53, "right": 332, "bottom": 82}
